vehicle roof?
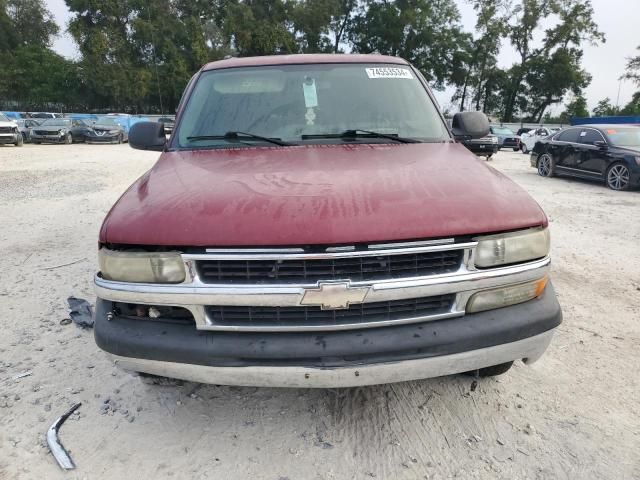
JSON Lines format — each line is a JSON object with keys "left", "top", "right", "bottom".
{"left": 202, "top": 54, "right": 409, "bottom": 71}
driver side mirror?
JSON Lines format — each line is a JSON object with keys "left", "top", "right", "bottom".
{"left": 129, "top": 121, "right": 166, "bottom": 151}
{"left": 451, "top": 111, "right": 490, "bottom": 140}
{"left": 594, "top": 140, "right": 608, "bottom": 149}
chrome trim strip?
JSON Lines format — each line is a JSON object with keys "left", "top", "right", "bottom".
{"left": 110, "top": 329, "right": 556, "bottom": 388}
{"left": 196, "top": 309, "right": 464, "bottom": 332}
{"left": 367, "top": 238, "right": 455, "bottom": 249}
{"left": 204, "top": 247, "right": 305, "bottom": 253}
{"left": 555, "top": 165, "right": 601, "bottom": 177}
{"left": 184, "top": 242, "right": 475, "bottom": 261}
{"left": 325, "top": 245, "right": 356, "bottom": 252}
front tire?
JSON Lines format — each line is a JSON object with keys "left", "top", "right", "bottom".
{"left": 606, "top": 163, "right": 631, "bottom": 191}
{"left": 537, "top": 153, "right": 555, "bottom": 177}
{"left": 14, "top": 133, "right": 23, "bottom": 147}
{"left": 521, "top": 143, "right": 529, "bottom": 154}
{"left": 65, "top": 133, "right": 72, "bottom": 144}
{"left": 117, "top": 133, "right": 123, "bottom": 144}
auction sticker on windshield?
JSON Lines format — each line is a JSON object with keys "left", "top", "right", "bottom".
{"left": 365, "top": 67, "right": 413, "bottom": 79}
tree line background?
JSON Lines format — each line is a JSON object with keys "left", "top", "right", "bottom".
{"left": 1, "top": 0, "right": 639, "bottom": 122}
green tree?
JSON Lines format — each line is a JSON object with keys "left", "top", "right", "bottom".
{"left": 0, "top": 0, "right": 16, "bottom": 52}
{"left": 1, "top": 46, "right": 82, "bottom": 108}
{"left": 619, "top": 91, "right": 640, "bottom": 115}
{"left": 452, "top": 0, "right": 507, "bottom": 112}
{"left": 4, "top": 0, "right": 58, "bottom": 48}
{"left": 501, "top": 0, "right": 604, "bottom": 122}
{"left": 522, "top": 47, "right": 591, "bottom": 122}
{"left": 225, "top": 0, "right": 297, "bottom": 56}
{"left": 592, "top": 98, "right": 618, "bottom": 117}
{"left": 0, "top": 0, "right": 72, "bottom": 110}
{"left": 349, "top": 0, "right": 470, "bottom": 89}
{"left": 620, "top": 45, "right": 640, "bottom": 115}
{"left": 559, "top": 93, "right": 589, "bottom": 122}
{"left": 623, "top": 46, "right": 640, "bottom": 85}
{"left": 290, "top": 0, "right": 358, "bottom": 53}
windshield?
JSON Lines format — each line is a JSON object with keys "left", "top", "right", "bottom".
{"left": 605, "top": 127, "right": 640, "bottom": 148}
{"left": 95, "top": 117, "right": 119, "bottom": 126}
{"left": 492, "top": 127, "right": 513, "bottom": 135}
{"left": 176, "top": 63, "right": 449, "bottom": 148}
{"left": 41, "top": 119, "right": 71, "bottom": 126}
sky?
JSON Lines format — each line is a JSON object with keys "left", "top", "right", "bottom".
{"left": 46, "top": 0, "right": 638, "bottom": 114}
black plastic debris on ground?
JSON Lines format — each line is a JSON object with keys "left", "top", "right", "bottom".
{"left": 67, "top": 297, "right": 94, "bottom": 328}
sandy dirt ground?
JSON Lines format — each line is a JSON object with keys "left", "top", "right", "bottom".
{"left": 0, "top": 143, "right": 638, "bottom": 480}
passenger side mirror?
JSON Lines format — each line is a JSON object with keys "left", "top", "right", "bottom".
{"left": 451, "top": 111, "right": 490, "bottom": 140}
{"left": 594, "top": 140, "right": 608, "bottom": 149}
{"left": 129, "top": 121, "right": 166, "bottom": 151}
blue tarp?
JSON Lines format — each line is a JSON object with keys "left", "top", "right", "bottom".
{"left": 1, "top": 111, "right": 23, "bottom": 119}
{"left": 68, "top": 113, "right": 99, "bottom": 121}
{"left": 571, "top": 116, "right": 640, "bottom": 126}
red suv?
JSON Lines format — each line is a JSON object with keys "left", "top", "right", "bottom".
{"left": 94, "top": 54, "right": 561, "bottom": 387}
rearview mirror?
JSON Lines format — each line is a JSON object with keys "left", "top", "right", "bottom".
{"left": 129, "top": 121, "right": 166, "bottom": 151}
{"left": 451, "top": 111, "right": 490, "bottom": 140}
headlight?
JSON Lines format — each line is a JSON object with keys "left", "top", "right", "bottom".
{"left": 491, "top": 136, "right": 498, "bottom": 144}
{"left": 474, "top": 228, "right": 549, "bottom": 268}
{"left": 466, "top": 277, "right": 547, "bottom": 313}
{"left": 99, "top": 249, "right": 185, "bottom": 283}
{"left": 108, "top": 130, "right": 120, "bottom": 134}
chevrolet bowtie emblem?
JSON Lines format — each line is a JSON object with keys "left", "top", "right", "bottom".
{"left": 300, "top": 281, "right": 370, "bottom": 310}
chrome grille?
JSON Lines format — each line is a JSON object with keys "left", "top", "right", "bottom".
{"left": 0, "top": 127, "right": 13, "bottom": 133}
{"left": 206, "top": 294, "right": 455, "bottom": 329}
{"left": 196, "top": 250, "right": 463, "bottom": 284}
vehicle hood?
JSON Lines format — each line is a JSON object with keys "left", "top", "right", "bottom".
{"left": 0, "top": 120, "right": 17, "bottom": 127}
{"left": 35, "top": 124, "right": 68, "bottom": 130}
{"left": 100, "top": 143, "right": 548, "bottom": 246}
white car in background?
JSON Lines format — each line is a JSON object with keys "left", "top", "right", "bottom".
{"left": 0, "top": 112, "right": 23, "bottom": 147}
{"left": 520, "top": 127, "right": 560, "bottom": 154}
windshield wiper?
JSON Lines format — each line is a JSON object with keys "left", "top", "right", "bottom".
{"left": 301, "top": 129, "right": 420, "bottom": 144}
{"left": 187, "top": 131, "right": 294, "bottom": 147}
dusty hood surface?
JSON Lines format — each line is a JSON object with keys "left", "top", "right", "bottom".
{"left": 100, "top": 143, "right": 547, "bottom": 246}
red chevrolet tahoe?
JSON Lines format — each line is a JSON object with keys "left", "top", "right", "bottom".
{"left": 94, "top": 54, "right": 561, "bottom": 387}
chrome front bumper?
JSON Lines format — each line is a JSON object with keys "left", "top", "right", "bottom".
{"left": 0, "top": 134, "right": 18, "bottom": 143}
{"left": 111, "top": 329, "right": 555, "bottom": 388}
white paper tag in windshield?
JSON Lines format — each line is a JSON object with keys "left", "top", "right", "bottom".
{"left": 366, "top": 67, "right": 413, "bottom": 79}
{"left": 303, "top": 78, "right": 318, "bottom": 108}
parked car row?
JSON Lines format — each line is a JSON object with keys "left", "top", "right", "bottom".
{"left": 2, "top": 111, "right": 64, "bottom": 120}
{"left": 0, "top": 111, "right": 175, "bottom": 146}
{"left": 27, "top": 117, "right": 128, "bottom": 144}
{"left": 456, "top": 115, "right": 638, "bottom": 191}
